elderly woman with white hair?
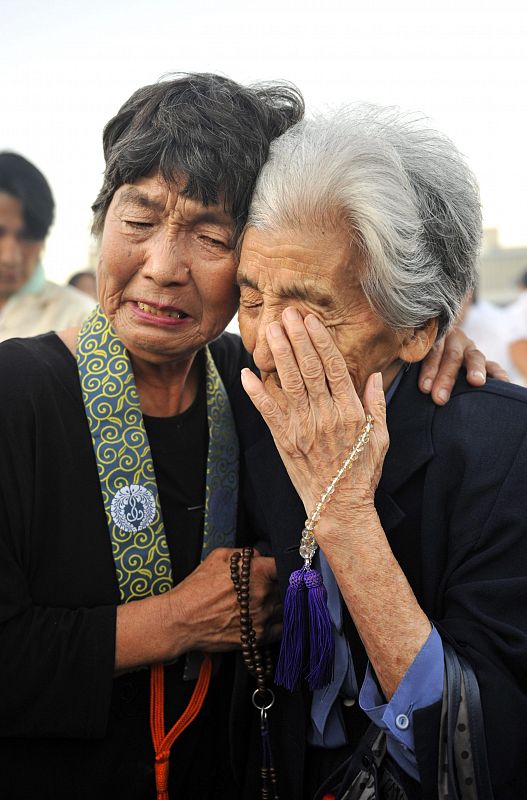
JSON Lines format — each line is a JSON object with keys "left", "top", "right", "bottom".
{"left": 236, "top": 107, "right": 527, "bottom": 798}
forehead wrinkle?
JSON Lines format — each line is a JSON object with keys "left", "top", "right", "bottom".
{"left": 237, "top": 268, "right": 333, "bottom": 308}
{"left": 116, "top": 184, "right": 234, "bottom": 236}
{"left": 169, "top": 192, "right": 233, "bottom": 227}
{"left": 115, "top": 186, "right": 166, "bottom": 213}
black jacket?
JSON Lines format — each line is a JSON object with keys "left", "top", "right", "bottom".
{"left": 231, "top": 363, "right": 527, "bottom": 799}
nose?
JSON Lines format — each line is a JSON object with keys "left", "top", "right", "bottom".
{"left": 0, "top": 234, "right": 23, "bottom": 266}
{"left": 141, "top": 235, "right": 191, "bottom": 287}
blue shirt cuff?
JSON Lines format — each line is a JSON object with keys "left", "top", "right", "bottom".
{"left": 358, "top": 626, "right": 444, "bottom": 778}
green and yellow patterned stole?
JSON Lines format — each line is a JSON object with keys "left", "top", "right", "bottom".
{"left": 76, "top": 305, "right": 238, "bottom": 604}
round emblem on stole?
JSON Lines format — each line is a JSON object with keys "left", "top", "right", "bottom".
{"left": 110, "top": 484, "right": 156, "bottom": 532}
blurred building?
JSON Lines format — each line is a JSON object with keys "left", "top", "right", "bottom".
{"left": 479, "top": 229, "right": 527, "bottom": 304}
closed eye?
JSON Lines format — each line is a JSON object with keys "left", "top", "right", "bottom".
{"left": 199, "top": 234, "right": 231, "bottom": 248}
{"left": 124, "top": 220, "right": 153, "bottom": 229}
{"left": 239, "top": 287, "right": 263, "bottom": 308}
{"left": 240, "top": 298, "right": 263, "bottom": 308}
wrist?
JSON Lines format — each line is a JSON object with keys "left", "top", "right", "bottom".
{"left": 314, "top": 499, "right": 380, "bottom": 544}
{"left": 161, "top": 587, "right": 194, "bottom": 660}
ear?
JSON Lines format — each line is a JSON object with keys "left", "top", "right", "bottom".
{"left": 398, "top": 318, "right": 439, "bottom": 363}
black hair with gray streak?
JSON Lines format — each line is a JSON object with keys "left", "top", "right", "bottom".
{"left": 92, "top": 73, "right": 304, "bottom": 241}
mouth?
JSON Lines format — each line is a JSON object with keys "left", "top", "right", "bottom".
{"left": 135, "top": 301, "right": 189, "bottom": 320}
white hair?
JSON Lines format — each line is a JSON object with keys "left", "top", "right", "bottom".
{"left": 246, "top": 105, "right": 481, "bottom": 337}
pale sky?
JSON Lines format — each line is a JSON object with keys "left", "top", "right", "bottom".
{"left": 2, "top": 0, "right": 526, "bottom": 284}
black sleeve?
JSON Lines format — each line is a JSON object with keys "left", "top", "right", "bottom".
{"left": 0, "top": 338, "right": 116, "bottom": 738}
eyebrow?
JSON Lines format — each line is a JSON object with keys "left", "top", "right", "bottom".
{"left": 115, "top": 187, "right": 166, "bottom": 213}
{"left": 115, "top": 187, "right": 233, "bottom": 227}
{"left": 237, "top": 273, "right": 333, "bottom": 307}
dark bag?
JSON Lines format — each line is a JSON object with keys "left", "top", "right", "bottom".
{"left": 313, "top": 642, "right": 493, "bottom": 800}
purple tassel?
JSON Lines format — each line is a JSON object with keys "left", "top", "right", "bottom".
{"left": 274, "top": 569, "right": 306, "bottom": 691}
{"left": 305, "top": 568, "right": 335, "bottom": 690}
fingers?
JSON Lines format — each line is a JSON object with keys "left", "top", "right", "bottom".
{"left": 277, "top": 307, "right": 361, "bottom": 415}
{"left": 236, "top": 555, "right": 281, "bottom": 644}
{"left": 362, "top": 372, "right": 386, "bottom": 424}
{"left": 458, "top": 342, "right": 488, "bottom": 387}
{"left": 250, "top": 553, "right": 278, "bottom": 582}
{"left": 267, "top": 316, "right": 308, "bottom": 405}
{"left": 418, "top": 337, "right": 445, "bottom": 394}
{"left": 485, "top": 359, "right": 510, "bottom": 383}
{"left": 420, "top": 326, "right": 499, "bottom": 404}
{"left": 421, "top": 332, "right": 465, "bottom": 405}
{"left": 363, "top": 372, "right": 389, "bottom": 456}
{"left": 419, "top": 326, "right": 511, "bottom": 401}
{"left": 302, "top": 313, "right": 360, "bottom": 409}
{"left": 277, "top": 308, "right": 329, "bottom": 401}
{"left": 431, "top": 327, "right": 488, "bottom": 403}
{"left": 184, "top": 550, "right": 280, "bottom": 653}
{"left": 240, "top": 367, "right": 286, "bottom": 436}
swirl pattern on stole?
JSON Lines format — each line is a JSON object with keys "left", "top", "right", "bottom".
{"left": 77, "top": 306, "right": 172, "bottom": 602}
{"left": 76, "top": 307, "right": 239, "bottom": 606}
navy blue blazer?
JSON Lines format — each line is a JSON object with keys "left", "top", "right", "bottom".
{"left": 232, "top": 363, "right": 527, "bottom": 800}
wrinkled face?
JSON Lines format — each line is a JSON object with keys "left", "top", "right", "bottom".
{"left": 238, "top": 224, "right": 406, "bottom": 397}
{"left": 97, "top": 174, "right": 239, "bottom": 365}
{"left": 0, "top": 192, "right": 44, "bottom": 304}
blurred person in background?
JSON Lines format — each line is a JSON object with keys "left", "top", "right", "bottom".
{"left": 0, "top": 152, "right": 94, "bottom": 342}
{"left": 458, "top": 287, "right": 517, "bottom": 378}
{"left": 506, "top": 268, "right": 527, "bottom": 385}
{"left": 68, "top": 269, "right": 98, "bottom": 300}
{"left": 460, "top": 281, "right": 527, "bottom": 387}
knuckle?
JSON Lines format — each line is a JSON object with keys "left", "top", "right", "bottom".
{"left": 282, "top": 369, "right": 306, "bottom": 395}
{"left": 444, "top": 346, "right": 464, "bottom": 362}
{"left": 259, "top": 396, "right": 281, "bottom": 417}
{"left": 465, "top": 346, "right": 483, "bottom": 360}
{"left": 325, "top": 355, "right": 349, "bottom": 381}
{"left": 298, "top": 354, "right": 324, "bottom": 381}
{"left": 207, "top": 548, "right": 224, "bottom": 564}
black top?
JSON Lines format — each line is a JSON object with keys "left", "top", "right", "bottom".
{"left": 143, "top": 352, "right": 208, "bottom": 586}
{"left": 0, "top": 332, "right": 252, "bottom": 800}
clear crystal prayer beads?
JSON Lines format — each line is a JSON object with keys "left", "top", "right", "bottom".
{"left": 299, "top": 415, "right": 374, "bottom": 569}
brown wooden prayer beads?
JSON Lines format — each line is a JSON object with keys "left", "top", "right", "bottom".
{"left": 230, "top": 547, "right": 278, "bottom": 800}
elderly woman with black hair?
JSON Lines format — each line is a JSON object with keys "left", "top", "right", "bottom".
{"left": 0, "top": 76, "right": 505, "bottom": 800}
{"left": 0, "top": 74, "right": 303, "bottom": 800}
{"left": 238, "top": 108, "right": 527, "bottom": 798}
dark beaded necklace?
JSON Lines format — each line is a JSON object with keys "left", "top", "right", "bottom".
{"left": 230, "top": 547, "right": 279, "bottom": 800}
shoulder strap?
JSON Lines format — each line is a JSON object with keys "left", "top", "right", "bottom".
{"left": 444, "top": 643, "right": 463, "bottom": 799}
{"left": 458, "top": 652, "right": 494, "bottom": 799}
{"left": 443, "top": 642, "right": 494, "bottom": 800}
